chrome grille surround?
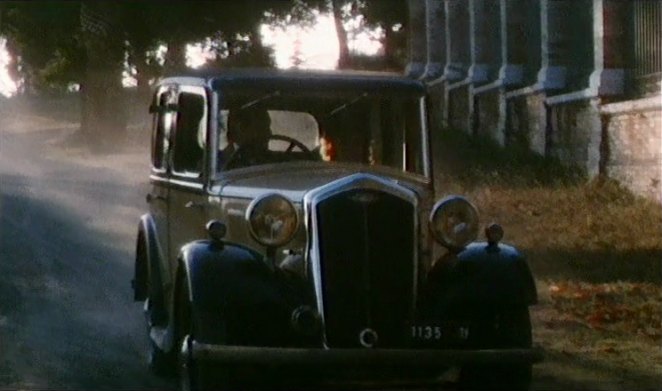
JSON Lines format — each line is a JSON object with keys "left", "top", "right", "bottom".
{"left": 303, "top": 173, "right": 419, "bottom": 348}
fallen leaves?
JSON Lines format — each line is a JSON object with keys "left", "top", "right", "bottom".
{"left": 547, "top": 280, "right": 662, "bottom": 341}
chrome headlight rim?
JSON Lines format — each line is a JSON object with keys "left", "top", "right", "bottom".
{"left": 428, "top": 195, "right": 479, "bottom": 250}
{"left": 246, "top": 193, "right": 299, "bottom": 248}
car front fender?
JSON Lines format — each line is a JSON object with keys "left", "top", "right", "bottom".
{"left": 418, "top": 242, "right": 537, "bottom": 320}
{"left": 176, "top": 241, "right": 314, "bottom": 346}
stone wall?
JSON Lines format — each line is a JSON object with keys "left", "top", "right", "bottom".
{"left": 548, "top": 99, "right": 602, "bottom": 177}
{"left": 407, "top": 0, "right": 662, "bottom": 201}
{"left": 473, "top": 90, "right": 501, "bottom": 142}
{"left": 602, "top": 98, "right": 662, "bottom": 201}
{"left": 447, "top": 86, "right": 470, "bottom": 131}
{"left": 506, "top": 93, "right": 547, "bottom": 154}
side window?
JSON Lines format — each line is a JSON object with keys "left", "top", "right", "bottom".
{"left": 151, "top": 88, "right": 176, "bottom": 171}
{"left": 172, "top": 88, "right": 207, "bottom": 176}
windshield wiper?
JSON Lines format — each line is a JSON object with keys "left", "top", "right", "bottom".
{"left": 327, "top": 92, "right": 368, "bottom": 117}
{"left": 241, "top": 90, "right": 281, "bottom": 110}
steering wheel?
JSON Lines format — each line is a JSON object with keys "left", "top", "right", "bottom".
{"left": 223, "top": 134, "right": 311, "bottom": 170}
{"left": 267, "top": 134, "right": 311, "bottom": 153}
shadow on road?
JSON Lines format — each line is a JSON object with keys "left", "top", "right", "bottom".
{"left": 0, "top": 160, "right": 171, "bottom": 389}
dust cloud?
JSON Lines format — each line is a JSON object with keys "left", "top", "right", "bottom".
{"left": 0, "top": 93, "right": 168, "bottom": 389}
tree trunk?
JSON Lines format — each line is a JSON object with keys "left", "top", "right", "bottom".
{"left": 129, "top": 47, "right": 154, "bottom": 132}
{"left": 383, "top": 27, "right": 397, "bottom": 70}
{"left": 80, "top": 2, "right": 126, "bottom": 146}
{"left": 130, "top": 48, "right": 151, "bottom": 98}
{"left": 164, "top": 38, "right": 187, "bottom": 75}
{"left": 406, "top": 0, "right": 427, "bottom": 78}
{"left": 331, "top": 0, "right": 351, "bottom": 69}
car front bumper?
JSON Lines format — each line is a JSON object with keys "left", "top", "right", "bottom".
{"left": 188, "top": 339, "right": 544, "bottom": 368}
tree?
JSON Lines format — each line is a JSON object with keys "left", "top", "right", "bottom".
{"left": 361, "top": 0, "right": 408, "bottom": 71}
{"left": 79, "top": 2, "right": 126, "bottom": 143}
{"left": 331, "top": 0, "right": 351, "bottom": 69}
{"left": 299, "top": 0, "right": 408, "bottom": 71}
{"left": 298, "top": 0, "right": 352, "bottom": 69}
{"left": 0, "top": 1, "right": 84, "bottom": 94}
{"left": 1, "top": 1, "right": 300, "bottom": 145}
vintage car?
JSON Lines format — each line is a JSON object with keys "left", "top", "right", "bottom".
{"left": 132, "top": 69, "right": 542, "bottom": 390}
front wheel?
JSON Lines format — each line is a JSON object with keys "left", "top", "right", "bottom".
{"left": 458, "top": 307, "right": 532, "bottom": 391}
{"left": 146, "top": 264, "right": 175, "bottom": 376}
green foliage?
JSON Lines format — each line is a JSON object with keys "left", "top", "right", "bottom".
{"left": 1, "top": 0, "right": 410, "bottom": 89}
{"left": 1, "top": 1, "right": 299, "bottom": 92}
{"left": 360, "top": 0, "right": 408, "bottom": 69}
{"left": 1, "top": 1, "right": 84, "bottom": 91}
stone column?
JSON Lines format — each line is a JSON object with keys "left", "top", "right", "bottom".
{"left": 544, "top": 0, "right": 629, "bottom": 179}
{"left": 444, "top": 0, "right": 469, "bottom": 81}
{"left": 470, "top": 0, "right": 504, "bottom": 141}
{"left": 589, "top": 0, "right": 625, "bottom": 96}
{"left": 422, "top": 0, "right": 447, "bottom": 150}
{"left": 501, "top": 0, "right": 545, "bottom": 153}
{"left": 406, "top": 0, "right": 427, "bottom": 78}
{"left": 536, "top": 0, "right": 568, "bottom": 90}
{"left": 421, "top": 0, "right": 446, "bottom": 81}
{"left": 444, "top": 0, "right": 472, "bottom": 131}
{"left": 468, "top": 0, "right": 490, "bottom": 85}
{"left": 495, "top": 0, "right": 541, "bottom": 86}
{"left": 498, "top": 0, "right": 523, "bottom": 87}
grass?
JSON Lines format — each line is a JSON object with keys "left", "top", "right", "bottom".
{"left": 434, "top": 130, "right": 662, "bottom": 386}
{"left": 433, "top": 129, "right": 662, "bottom": 284}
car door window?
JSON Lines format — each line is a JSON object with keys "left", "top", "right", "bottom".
{"left": 151, "top": 87, "right": 176, "bottom": 172}
{"left": 172, "top": 87, "right": 207, "bottom": 178}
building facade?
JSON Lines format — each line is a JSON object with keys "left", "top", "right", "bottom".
{"left": 408, "top": 0, "right": 662, "bottom": 201}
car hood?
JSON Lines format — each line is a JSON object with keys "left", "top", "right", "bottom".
{"left": 211, "top": 161, "right": 431, "bottom": 202}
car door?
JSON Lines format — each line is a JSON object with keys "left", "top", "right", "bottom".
{"left": 148, "top": 85, "right": 176, "bottom": 299}
{"left": 167, "top": 85, "right": 210, "bottom": 297}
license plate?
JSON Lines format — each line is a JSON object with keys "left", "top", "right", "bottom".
{"left": 409, "top": 323, "right": 470, "bottom": 342}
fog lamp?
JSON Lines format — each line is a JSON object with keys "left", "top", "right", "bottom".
{"left": 291, "top": 306, "right": 320, "bottom": 336}
{"left": 246, "top": 193, "right": 298, "bottom": 247}
{"left": 429, "top": 196, "right": 479, "bottom": 250}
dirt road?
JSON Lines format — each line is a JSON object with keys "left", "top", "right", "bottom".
{"left": 0, "top": 109, "right": 171, "bottom": 389}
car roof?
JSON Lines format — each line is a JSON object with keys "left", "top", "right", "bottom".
{"left": 157, "top": 68, "right": 426, "bottom": 95}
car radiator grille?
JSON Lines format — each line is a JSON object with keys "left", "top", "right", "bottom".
{"left": 316, "top": 189, "right": 415, "bottom": 348}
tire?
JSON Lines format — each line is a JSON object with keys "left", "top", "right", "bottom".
{"left": 458, "top": 307, "right": 533, "bottom": 391}
{"left": 146, "top": 261, "right": 175, "bottom": 376}
{"left": 148, "top": 336, "right": 175, "bottom": 377}
{"left": 147, "top": 260, "right": 168, "bottom": 326}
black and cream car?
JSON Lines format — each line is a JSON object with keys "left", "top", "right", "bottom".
{"left": 132, "top": 69, "right": 542, "bottom": 390}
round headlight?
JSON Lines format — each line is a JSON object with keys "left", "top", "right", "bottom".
{"left": 429, "top": 196, "right": 479, "bottom": 249}
{"left": 246, "top": 193, "right": 299, "bottom": 247}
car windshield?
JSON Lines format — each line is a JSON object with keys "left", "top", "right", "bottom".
{"left": 214, "top": 88, "right": 427, "bottom": 177}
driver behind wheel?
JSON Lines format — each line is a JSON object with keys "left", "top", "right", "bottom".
{"left": 221, "top": 107, "right": 272, "bottom": 169}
